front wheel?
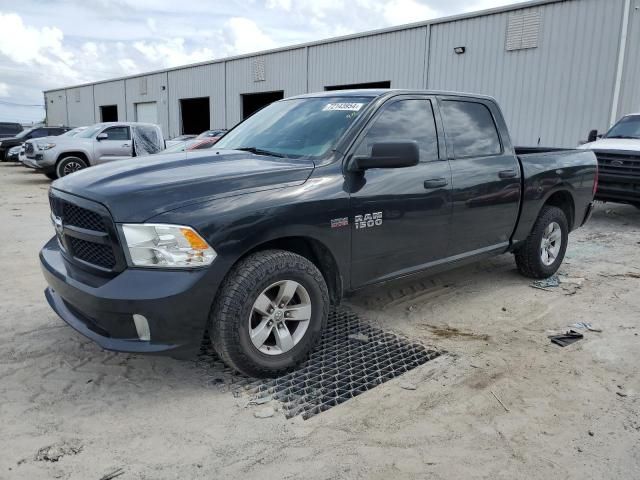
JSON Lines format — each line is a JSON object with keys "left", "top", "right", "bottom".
{"left": 514, "top": 206, "right": 568, "bottom": 279}
{"left": 211, "top": 250, "right": 329, "bottom": 377}
{"left": 56, "top": 156, "right": 87, "bottom": 178}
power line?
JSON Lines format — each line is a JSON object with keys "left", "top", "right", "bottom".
{"left": 0, "top": 99, "right": 45, "bottom": 108}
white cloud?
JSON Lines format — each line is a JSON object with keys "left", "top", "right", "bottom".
{"left": 223, "top": 17, "right": 277, "bottom": 55}
{"left": 0, "top": 82, "right": 9, "bottom": 97}
{"left": 133, "top": 38, "right": 214, "bottom": 67}
{"left": 383, "top": 0, "right": 438, "bottom": 24}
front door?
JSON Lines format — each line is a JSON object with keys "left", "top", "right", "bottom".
{"left": 94, "top": 126, "right": 132, "bottom": 163}
{"left": 348, "top": 96, "right": 452, "bottom": 288}
{"left": 439, "top": 98, "right": 521, "bottom": 256}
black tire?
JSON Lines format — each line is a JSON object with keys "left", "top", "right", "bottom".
{"left": 211, "top": 250, "right": 329, "bottom": 377}
{"left": 45, "top": 172, "right": 57, "bottom": 180}
{"left": 515, "top": 205, "right": 568, "bottom": 279}
{"left": 56, "top": 156, "right": 87, "bottom": 178}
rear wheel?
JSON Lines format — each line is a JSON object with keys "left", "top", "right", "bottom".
{"left": 211, "top": 250, "right": 329, "bottom": 377}
{"left": 56, "top": 156, "right": 87, "bottom": 178}
{"left": 515, "top": 206, "right": 568, "bottom": 279}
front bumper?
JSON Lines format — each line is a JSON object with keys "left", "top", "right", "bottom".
{"left": 595, "top": 174, "right": 640, "bottom": 205}
{"left": 40, "top": 236, "right": 219, "bottom": 358}
{"left": 21, "top": 157, "right": 41, "bottom": 169}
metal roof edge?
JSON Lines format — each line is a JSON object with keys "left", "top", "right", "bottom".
{"left": 44, "top": 0, "right": 567, "bottom": 93}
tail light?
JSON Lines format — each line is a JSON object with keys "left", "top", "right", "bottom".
{"left": 592, "top": 161, "right": 599, "bottom": 197}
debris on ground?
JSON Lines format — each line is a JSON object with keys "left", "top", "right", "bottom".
{"left": 99, "top": 468, "right": 125, "bottom": 480}
{"left": 569, "top": 322, "right": 602, "bottom": 332}
{"left": 34, "top": 440, "right": 83, "bottom": 462}
{"left": 347, "top": 332, "right": 369, "bottom": 343}
{"left": 246, "top": 396, "right": 272, "bottom": 407}
{"left": 548, "top": 330, "right": 584, "bottom": 347}
{"left": 599, "top": 272, "right": 640, "bottom": 279}
{"left": 530, "top": 275, "right": 560, "bottom": 291}
{"left": 490, "top": 390, "right": 510, "bottom": 412}
{"left": 254, "top": 407, "right": 276, "bottom": 418}
{"left": 399, "top": 381, "right": 417, "bottom": 390}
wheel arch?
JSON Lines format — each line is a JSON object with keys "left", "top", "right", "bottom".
{"left": 56, "top": 151, "right": 90, "bottom": 164}
{"left": 238, "top": 236, "right": 344, "bottom": 304}
{"left": 542, "top": 188, "right": 575, "bottom": 231}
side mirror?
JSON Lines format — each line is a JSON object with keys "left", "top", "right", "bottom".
{"left": 96, "top": 133, "right": 108, "bottom": 141}
{"left": 351, "top": 141, "right": 420, "bottom": 171}
{"left": 587, "top": 129, "right": 598, "bottom": 143}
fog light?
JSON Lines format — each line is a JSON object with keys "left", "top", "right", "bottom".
{"left": 133, "top": 314, "right": 151, "bottom": 341}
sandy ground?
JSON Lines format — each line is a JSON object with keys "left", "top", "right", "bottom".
{"left": 0, "top": 162, "right": 638, "bottom": 480}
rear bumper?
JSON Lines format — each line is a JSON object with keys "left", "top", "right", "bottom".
{"left": 40, "top": 236, "right": 219, "bottom": 358}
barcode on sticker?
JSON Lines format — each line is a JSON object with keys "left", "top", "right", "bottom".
{"left": 323, "top": 103, "right": 364, "bottom": 112}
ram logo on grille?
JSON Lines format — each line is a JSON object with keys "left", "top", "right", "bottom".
{"left": 52, "top": 215, "right": 64, "bottom": 236}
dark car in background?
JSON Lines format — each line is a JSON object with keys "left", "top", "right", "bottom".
{"left": 0, "top": 122, "right": 23, "bottom": 139}
{"left": 0, "top": 126, "right": 71, "bottom": 161}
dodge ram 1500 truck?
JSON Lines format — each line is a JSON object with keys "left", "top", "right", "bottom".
{"left": 40, "top": 90, "right": 597, "bottom": 377}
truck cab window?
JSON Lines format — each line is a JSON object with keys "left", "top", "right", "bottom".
{"left": 441, "top": 100, "right": 502, "bottom": 158}
{"left": 102, "top": 126, "right": 130, "bottom": 141}
{"left": 355, "top": 99, "right": 439, "bottom": 161}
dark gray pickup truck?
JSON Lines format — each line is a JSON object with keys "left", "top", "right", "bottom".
{"left": 40, "top": 89, "right": 597, "bottom": 377}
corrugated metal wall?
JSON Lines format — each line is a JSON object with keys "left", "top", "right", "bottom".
{"left": 307, "top": 27, "right": 428, "bottom": 91}
{"left": 124, "top": 72, "right": 170, "bottom": 135}
{"left": 65, "top": 85, "right": 95, "bottom": 127}
{"left": 225, "top": 48, "right": 307, "bottom": 126}
{"left": 45, "top": 90, "right": 68, "bottom": 126}
{"left": 168, "top": 63, "right": 225, "bottom": 138}
{"left": 94, "top": 80, "right": 126, "bottom": 123}
{"left": 44, "top": 0, "right": 637, "bottom": 146}
{"left": 617, "top": 1, "right": 640, "bottom": 119}
{"left": 428, "top": 0, "right": 626, "bottom": 146}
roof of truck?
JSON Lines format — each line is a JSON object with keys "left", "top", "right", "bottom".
{"left": 288, "top": 89, "right": 496, "bottom": 101}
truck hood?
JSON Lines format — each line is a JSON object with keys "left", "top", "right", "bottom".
{"left": 52, "top": 150, "right": 315, "bottom": 222}
{"left": 579, "top": 138, "right": 640, "bottom": 151}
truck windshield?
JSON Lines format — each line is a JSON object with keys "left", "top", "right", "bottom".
{"left": 214, "top": 97, "right": 373, "bottom": 158}
{"left": 605, "top": 115, "right": 640, "bottom": 139}
{"left": 76, "top": 125, "right": 105, "bottom": 138}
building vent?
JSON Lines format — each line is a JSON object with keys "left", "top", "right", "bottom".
{"left": 253, "top": 58, "right": 266, "bottom": 82}
{"left": 74, "top": 90, "right": 80, "bottom": 102}
{"left": 139, "top": 77, "right": 148, "bottom": 95}
{"left": 506, "top": 10, "right": 540, "bottom": 51}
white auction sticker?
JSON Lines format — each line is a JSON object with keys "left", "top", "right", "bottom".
{"left": 323, "top": 103, "right": 365, "bottom": 112}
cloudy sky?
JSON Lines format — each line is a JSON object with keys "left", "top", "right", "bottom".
{"left": 0, "top": 0, "right": 523, "bottom": 123}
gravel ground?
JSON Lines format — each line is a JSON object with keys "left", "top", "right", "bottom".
{"left": 0, "top": 162, "right": 639, "bottom": 479}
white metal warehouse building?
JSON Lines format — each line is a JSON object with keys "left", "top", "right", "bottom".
{"left": 44, "top": 0, "right": 640, "bottom": 147}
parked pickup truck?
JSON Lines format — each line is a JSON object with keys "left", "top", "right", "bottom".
{"left": 580, "top": 113, "right": 640, "bottom": 208}
{"left": 23, "top": 122, "right": 164, "bottom": 179}
{"left": 40, "top": 90, "right": 597, "bottom": 377}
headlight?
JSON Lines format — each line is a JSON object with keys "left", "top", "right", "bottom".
{"left": 121, "top": 224, "right": 216, "bottom": 268}
{"left": 37, "top": 142, "right": 56, "bottom": 150}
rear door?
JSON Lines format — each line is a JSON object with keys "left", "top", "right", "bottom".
{"left": 348, "top": 95, "right": 452, "bottom": 288}
{"left": 440, "top": 97, "right": 521, "bottom": 257}
{"left": 94, "top": 125, "right": 132, "bottom": 163}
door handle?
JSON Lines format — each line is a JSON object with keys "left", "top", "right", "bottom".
{"left": 424, "top": 178, "right": 448, "bottom": 189}
{"left": 498, "top": 169, "right": 518, "bottom": 179}
{"left": 122, "top": 143, "right": 131, "bottom": 147}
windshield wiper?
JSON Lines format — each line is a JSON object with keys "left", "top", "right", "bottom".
{"left": 606, "top": 135, "right": 640, "bottom": 139}
{"left": 235, "top": 146, "right": 286, "bottom": 158}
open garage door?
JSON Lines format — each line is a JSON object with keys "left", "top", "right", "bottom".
{"left": 135, "top": 102, "right": 158, "bottom": 124}
{"left": 242, "top": 91, "right": 284, "bottom": 119}
{"left": 180, "top": 97, "right": 210, "bottom": 135}
{"left": 325, "top": 81, "right": 391, "bottom": 91}
{"left": 100, "top": 105, "right": 118, "bottom": 122}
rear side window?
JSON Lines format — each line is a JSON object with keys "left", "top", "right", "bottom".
{"left": 355, "top": 99, "right": 439, "bottom": 161}
{"left": 441, "top": 100, "right": 502, "bottom": 158}
{"left": 0, "top": 124, "right": 22, "bottom": 135}
{"left": 103, "top": 126, "right": 130, "bottom": 141}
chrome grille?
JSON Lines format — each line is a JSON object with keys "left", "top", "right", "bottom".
{"left": 594, "top": 151, "right": 640, "bottom": 177}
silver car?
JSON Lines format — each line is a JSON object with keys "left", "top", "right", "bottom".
{"left": 22, "top": 122, "right": 164, "bottom": 179}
